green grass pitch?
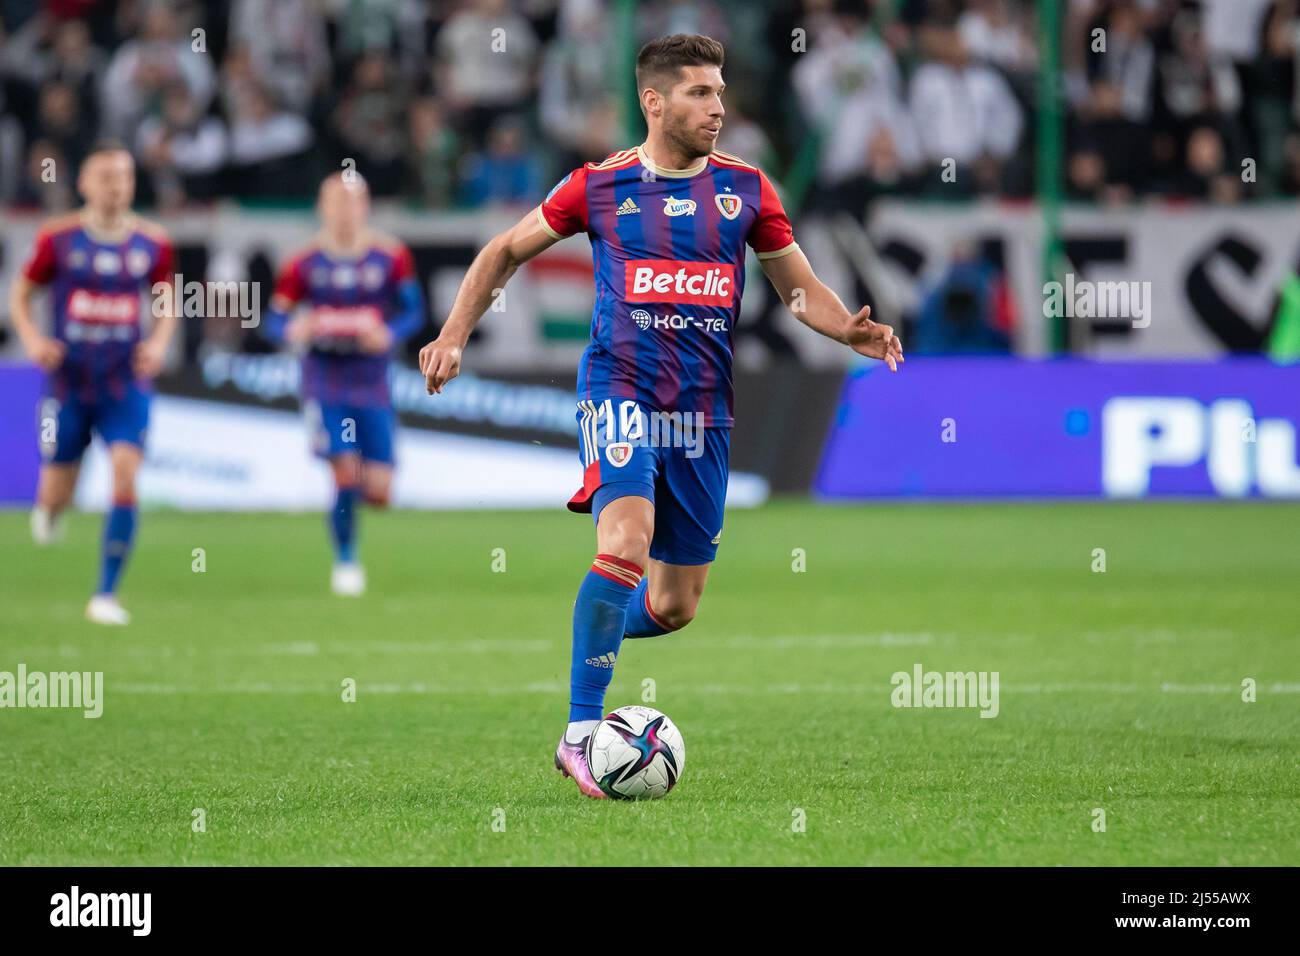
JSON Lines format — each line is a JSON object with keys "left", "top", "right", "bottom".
{"left": 1, "top": 501, "right": 1296, "bottom": 866}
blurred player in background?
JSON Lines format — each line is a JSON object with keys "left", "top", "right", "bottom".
{"left": 9, "top": 142, "right": 177, "bottom": 626}
{"left": 264, "top": 174, "right": 425, "bottom": 596}
{"left": 419, "top": 35, "right": 903, "bottom": 797}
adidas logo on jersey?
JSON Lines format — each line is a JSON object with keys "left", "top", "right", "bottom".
{"left": 585, "top": 652, "right": 617, "bottom": 669}
{"left": 616, "top": 197, "right": 641, "bottom": 216}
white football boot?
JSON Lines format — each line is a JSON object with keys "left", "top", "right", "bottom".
{"left": 30, "top": 506, "right": 65, "bottom": 545}
{"left": 85, "top": 594, "right": 130, "bottom": 626}
{"left": 331, "top": 562, "right": 366, "bottom": 597}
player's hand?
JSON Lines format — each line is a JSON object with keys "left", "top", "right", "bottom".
{"left": 21, "top": 334, "right": 66, "bottom": 372}
{"left": 285, "top": 315, "right": 316, "bottom": 346}
{"left": 133, "top": 335, "right": 168, "bottom": 379}
{"left": 358, "top": 322, "right": 393, "bottom": 355}
{"left": 419, "top": 335, "right": 463, "bottom": 395}
{"left": 844, "top": 305, "right": 904, "bottom": 372}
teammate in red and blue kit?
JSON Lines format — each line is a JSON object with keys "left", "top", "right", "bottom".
{"left": 418, "top": 35, "right": 903, "bottom": 797}
{"left": 264, "top": 174, "right": 425, "bottom": 596}
{"left": 10, "top": 143, "right": 178, "bottom": 626}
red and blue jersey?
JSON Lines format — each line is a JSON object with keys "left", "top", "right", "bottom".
{"left": 537, "top": 145, "right": 798, "bottom": 428}
{"left": 21, "top": 213, "right": 174, "bottom": 404}
{"left": 269, "top": 236, "right": 424, "bottom": 408}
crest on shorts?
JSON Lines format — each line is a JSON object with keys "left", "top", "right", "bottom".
{"left": 715, "top": 193, "right": 742, "bottom": 220}
{"left": 605, "top": 442, "right": 633, "bottom": 467}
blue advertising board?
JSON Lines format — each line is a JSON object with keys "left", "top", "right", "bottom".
{"left": 0, "top": 364, "right": 43, "bottom": 505}
{"left": 816, "top": 359, "right": 1300, "bottom": 499}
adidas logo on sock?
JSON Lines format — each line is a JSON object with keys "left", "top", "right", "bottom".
{"left": 616, "top": 197, "right": 641, "bottom": 216}
{"left": 584, "top": 652, "right": 617, "bottom": 668}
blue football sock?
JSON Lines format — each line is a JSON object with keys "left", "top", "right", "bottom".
{"left": 569, "top": 554, "right": 643, "bottom": 722}
{"left": 330, "top": 486, "right": 358, "bottom": 563}
{"left": 623, "top": 577, "right": 672, "bottom": 639}
{"left": 96, "top": 499, "right": 137, "bottom": 595}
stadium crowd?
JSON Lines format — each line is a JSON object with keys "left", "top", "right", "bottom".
{"left": 2, "top": 0, "right": 1298, "bottom": 216}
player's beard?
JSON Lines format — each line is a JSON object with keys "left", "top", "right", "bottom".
{"left": 662, "top": 108, "right": 715, "bottom": 163}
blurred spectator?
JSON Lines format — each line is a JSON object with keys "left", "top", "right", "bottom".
{"left": 328, "top": 0, "right": 428, "bottom": 77}
{"left": 1249, "top": 0, "right": 1299, "bottom": 194}
{"left": 35, "top": 81, "right": 92, "bottom": 172}
{"left": 0, "top": 0, "right": 1298, "bottom": 212}
{"left": 406, "top": 95, "right": 461, "bottom": 208}
{"left": 913, "top": 242, "right": 1015, "bottom": 355}
{"left": 136, "top": 84, "right": 227, "bottom": 209}
{"left": 909, "top": 23, "right": 1023, "bottom": 195}
{"left": 226, "top": 81, "right": 314, "bottom": 198}
{"left": 435, "top": 0, "right": 539, "bottom": 148}
{"left": 1, "top": 15, "right": 105, "bottom": 129}
{"left": 1280, "top": 129, "right": 1300, "bottom": 196}
{"left": 958, "top": 0, "right": 1036, "bottom": 74}
{"left": 15, "top": 137, "right": 76, "bottom": 211}
{"left": 459, "top": 115, "right": 542, "bottom": 207}
{"left": 637, "top": 0, "right": 730, "bottom": 48}
{"left": 1176, "top": 124, "right": 1242, "bottom": 203}
{"left": 229, "top": 0, "right": 330, "bottom": 115}
{"left": 1068, "top": 80, "right": 1148, "bottom": 204}
{"left": 793, "top": 1, "right": 917, "bottom": 209}
{"left": 331, "top": 52, "right": 407, "bottom": 196}
{"left": 540, "top": 0, "right": 621, "bottom": 166}
{"left": 1084, "top": 2, "right": 1154, "bottom": 124}
{"left": 101, "top": 1, "right": 216, "bottom": 143}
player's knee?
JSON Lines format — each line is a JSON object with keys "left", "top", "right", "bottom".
{"left": 602, "top": 527, "right": 650, "bottom": 567}
{"left": 653, "top": 599, "right": 697, "bottom": 632}
{"left": 361, "top": 465, "right": 392, "bottom": 507}
{"left": 110, "top": 465, "right": 138, "bottom": 501}
{"left": 331, "top": 457, "right": 361, "bottom": 489}
{"left": 597, "top": 514, "right": 651, "bottom": 566}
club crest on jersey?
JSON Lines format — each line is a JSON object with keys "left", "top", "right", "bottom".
{"left": 606, "top": 442, "right": 633, "bottom": 467}
{"left": 126, "top": 249, "right": 152, "bottom": 277}
{"left": 662, "top": 196, "right": 696, "bottom": 217}
{"left": 715, "top": 193, "right": 743, "bottom": 220}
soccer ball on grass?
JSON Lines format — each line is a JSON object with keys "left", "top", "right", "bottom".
{"left": 585, "top": 705, "right": 685, "bottom": 799}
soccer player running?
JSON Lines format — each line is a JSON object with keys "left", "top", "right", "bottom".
{"left": 264, "top": 174, "right": 426, "bottom": 596}
{"left": 419, "top": 35, "right": 903, "bottom": 798}
{"left": 10, "top": 143, "right": 177, "bottom": 626}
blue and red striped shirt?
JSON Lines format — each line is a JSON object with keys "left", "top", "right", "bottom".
{"left": 21, "top": 214, "right": 174, "bottom": 404}
{"left": 537, "top": 145, "right": 798, "bottom": 428}
{"left": 269, "top": 237, "right": 423, "bottom": 408}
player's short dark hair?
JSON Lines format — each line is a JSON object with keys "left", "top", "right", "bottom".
{"left": 635, "top": 34, "right": 725, "bottom": 95}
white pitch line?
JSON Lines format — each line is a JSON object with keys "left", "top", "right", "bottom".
{"left": 105, "top": 680, "right": 1300, "bottom": 696}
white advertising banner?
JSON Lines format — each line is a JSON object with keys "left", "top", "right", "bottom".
{"left": 72, "top": 397, "right": 769, "bottom": 512}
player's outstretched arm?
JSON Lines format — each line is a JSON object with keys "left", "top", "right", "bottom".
{"left": 760, "top": 247, "right": 904, "bottom": 372}
{"left": 420, "top": 207, "right": 561, "bottom": 394}
{"left": 134, "top": 282, "right": 178, "bottom": 379}
{"left": 8, "top": 274, "right": 65, "bottom": 371}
